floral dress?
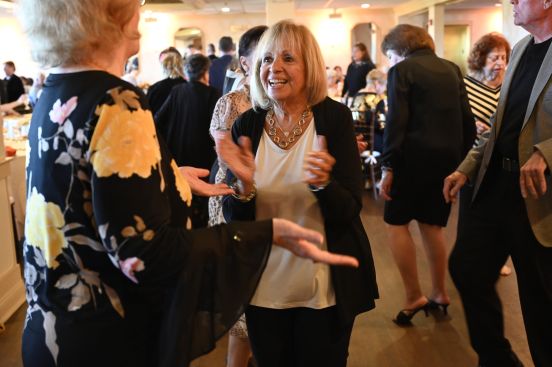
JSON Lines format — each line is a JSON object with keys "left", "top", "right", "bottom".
{"left": 22, "top": 71, "right": 272, "bottom": 367}
{"left": 208, "top": 85, "right": 252, "bottom": 339}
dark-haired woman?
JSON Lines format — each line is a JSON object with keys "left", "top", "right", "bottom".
{"left": 341, "top": 42, "right": 375, "bottom": 102}
{"left": 379, "top": 24, "right": 475, "bottom": 325}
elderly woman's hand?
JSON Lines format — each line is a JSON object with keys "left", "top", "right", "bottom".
{"left": 214, "top": 131, "right": 256, "bottom": 195}
{"left": 272, "top": 218, "right": 359, "bottom": 267}
{"left": 475, "top": 120, "right": 490, "bottom": 135}
{"left": 178, "top": 166, "right": 235, "bottom": 197}
{"left": 304, "top": 136, "right": 335, "bottom": 187}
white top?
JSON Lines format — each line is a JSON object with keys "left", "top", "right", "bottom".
{"left": 251, "top": 120, "right": 336, "bottom": 309}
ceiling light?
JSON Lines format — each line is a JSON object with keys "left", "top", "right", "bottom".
{"left": 221, "top": 6, "right": 230, "bottom": 12}
{"left": 494, "top": 2, "right": 502, "bottom": 6}
{"left": 361, "top": 3, "right": 370, "bottom": 8}
{"left": 329, "top": 8, "right": 342, "bottom": 19}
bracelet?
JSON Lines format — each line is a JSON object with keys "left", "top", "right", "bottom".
{"left": 230, "top": 181, "right": 257, "bottom": 202}
{"left": 308, "top": 181, "right": 330, "bottom": 192}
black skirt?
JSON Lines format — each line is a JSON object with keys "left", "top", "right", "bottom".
{"left": 383, "top": 174, "right": 451, "bottom": 227}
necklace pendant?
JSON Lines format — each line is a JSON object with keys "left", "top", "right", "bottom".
{"left": 283, "top": 131, "right": 290, "bottom": 137}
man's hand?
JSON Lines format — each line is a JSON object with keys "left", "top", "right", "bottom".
{"left": 178, "top": 166, "right": 234, "bottom": 197}
{"left": 443, "top": 171, "right": 468, "bottom": 204}
{"left": 272, "top": 218, "right": 359, "bottom": 268}
{"left": 520, "top": 150, "right": 548, "bottom": 199}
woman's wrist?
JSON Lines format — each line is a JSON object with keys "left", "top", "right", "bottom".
{"left": 230, "top": 180, "right": 256, "bottom": 202}
{"left": 308, "top": 180, "right": 330, "bottom": 192}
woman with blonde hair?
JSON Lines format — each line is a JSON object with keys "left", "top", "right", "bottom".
{"left": 147, "top": 49, "right": 186, "bottom": 115}
{"left": 217, "top": 20, "right": 378, "bottom": 367}
{"left": 17, "top": 1, "right": 358, "bottom": 366}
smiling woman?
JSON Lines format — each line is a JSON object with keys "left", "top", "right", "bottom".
{"left": 219, "top": 20, "right": 378, "bottom": 367}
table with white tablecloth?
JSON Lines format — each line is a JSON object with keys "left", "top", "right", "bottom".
{"left": 2, "top": 115, "right": 30, "bottom": 241}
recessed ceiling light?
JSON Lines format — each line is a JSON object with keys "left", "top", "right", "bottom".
{"left": 361, "top": 3, "right": 370, "bottom": 8}
{"left": 494, "top": 2, "right": 502, "bottom": 6}
{"left": 221, "top": 6, "right": 230, "bottom": 12}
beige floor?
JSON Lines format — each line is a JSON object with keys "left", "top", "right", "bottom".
{"left": 0, "top": 193, "right": 532, "bottom": 367}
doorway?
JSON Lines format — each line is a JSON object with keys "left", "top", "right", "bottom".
{"left": 444, "top": 25, "right": 470, "bottom": 75}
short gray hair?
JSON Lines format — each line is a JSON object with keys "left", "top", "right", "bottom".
{"left": 18, "top": 0, "right": 139, "bottom": 68}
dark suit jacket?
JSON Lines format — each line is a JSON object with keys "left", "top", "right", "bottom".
{"left": 382, "top": 49, "right": 475, "bottom": 186}
{"left": 0, "top": 79, "right": 7, "bottom": 104}
{"left": 222, "top": 97, "right": 379, "bottom": 324}
{"left": 5, "top": 74, "right": 25, "bottom": 102}
{"left": 458, "top": 35, "right": 552, "bottom": 246}
{"left": 154, "top": 81, "right": 220, "bottom": 169}
{"left": 208, "top": 54, "right": 233, "bottom": 93}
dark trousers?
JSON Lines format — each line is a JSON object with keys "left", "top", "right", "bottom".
{"left": 449, "top": 162, "right": 552, "bottom": 367}
{"left": 245, "top": 305, "right": 353, "bottom": 367}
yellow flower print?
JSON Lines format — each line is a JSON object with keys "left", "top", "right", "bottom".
{"left": 171, "top": 160, "right": 192, "bottom": 206}
{"left": 89, "top": 102, "right": 161, "bottom": 178}
{"left": 25, "top": 187, "right": 67, "bottom": 269}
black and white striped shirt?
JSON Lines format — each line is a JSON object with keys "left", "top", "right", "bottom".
{"left": 464, "top": 75, "right": 501, "bottom": 128}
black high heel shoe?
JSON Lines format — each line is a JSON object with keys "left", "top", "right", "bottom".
{"left": 393, "top": 303, "right": 429, "bottom": 325}
{"left": 427, "top": 300, "right": 450, "bottom": 315}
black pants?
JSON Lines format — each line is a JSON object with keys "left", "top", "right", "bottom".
{"left": 245, "top": 305, "right": 353, "bottom": 367}
{"left": 450, "top": 163, "right": 552, "bottom": 367}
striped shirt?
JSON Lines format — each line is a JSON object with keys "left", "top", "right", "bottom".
{"left": 464, "top": 75, "right": 501, "bottom": 128}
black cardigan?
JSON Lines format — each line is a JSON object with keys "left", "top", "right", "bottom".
{"left": 222, "top": 97, "right": 379, "bottom": 324}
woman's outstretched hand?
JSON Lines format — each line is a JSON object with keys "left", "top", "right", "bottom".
{"left": 272, "top": 218, "right": 359, "bottom": 268}
{"left": 178, "top": 166, "right": 234, "bottom": 197}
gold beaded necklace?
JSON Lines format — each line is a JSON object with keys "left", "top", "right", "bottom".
{"left": 266, "top": 107, "right": 311, "bottom": 149}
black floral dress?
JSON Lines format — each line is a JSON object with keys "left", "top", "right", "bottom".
{"left": 22, "top": 70, "right": 272, "bottom": 367}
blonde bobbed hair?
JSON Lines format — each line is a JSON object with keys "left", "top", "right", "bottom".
{"left": 250, "top": 20, "right": 327, "bottom": 110}
{"left": 365, "top": 69, "right": 387, "bottom": 89}
{"left": 18, "top": 0, "right": 139, "bottom": 68}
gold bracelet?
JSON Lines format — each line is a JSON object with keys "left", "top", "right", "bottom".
{"left": 230, "top": 181, "right": 257, "bottom": 202}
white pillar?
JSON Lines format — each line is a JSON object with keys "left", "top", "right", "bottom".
{"left": 265, "top": 0, "right": 295, "bottom": 26}
{"left": 428, "top": 4, "right": 445, "bottom": 57}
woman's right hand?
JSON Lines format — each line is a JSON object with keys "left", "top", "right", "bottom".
{"left": 475, "top": 120, "right": 490, "bottom": 135}
{"left": 379, "top": 170, "right": 393, "bottom": 201}
{"left": 214, "top": 131, "right": 256, "bottom": 194}
{"left": 272, "top": 218, "right": 359, "bottom": 267}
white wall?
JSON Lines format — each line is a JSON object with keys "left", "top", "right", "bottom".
{"left": 0, "top": 15, "right": 38, "bottom": 79}
{"left": 138, "top": 12, "right": 265, "bottom": 84}
{"left": 445, "top": 7, "right": 503, "bottom": 47}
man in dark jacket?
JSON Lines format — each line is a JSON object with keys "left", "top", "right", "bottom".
{"left": 3, "top": 61, "right": 25, "bottom": 102}
{"left": 208, "top": 36, "right": 234, "bottom": 93}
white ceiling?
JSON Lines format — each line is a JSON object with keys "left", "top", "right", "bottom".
{"left": 144, "top": 0, "right": 500, "bottom": 14}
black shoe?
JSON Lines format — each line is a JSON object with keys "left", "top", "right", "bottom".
{"left": 427, "top": 299, "right": 450, "bottom": 315}
{"left": 393, "top": 303, "right": 429, "bottom": 325}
